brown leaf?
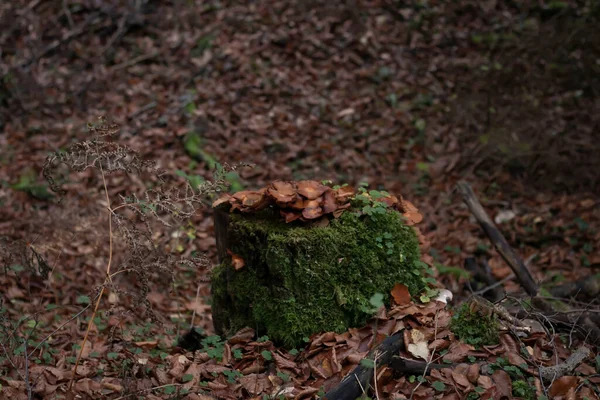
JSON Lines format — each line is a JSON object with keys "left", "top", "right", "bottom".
{"left": 227, "top": 249, "right": 245, "bottom": 270}
{"left": 273, "top": 351, "right": 300, "bottom": 373}
{"left": 507, "top": 351, "right": 527, "bottom": 367}
{"left": 307, "top": 350, "right": 335, "bottom": 379}
{"left": 443, "top": 342, "right": 474, "bottom": 363}
{"left": 549, "top": 376, "right": 578, "bottom": 398}
{"left": 466, "top": 363, "right": 480, "bottom": 384}
{"left": 477, "top": 375, "right": 493, "bottom": 389}
{"left": 491, "top": 369, "right": 512, "bottom": 398}
{"left": 390, "top": 283, "right": 411, "bottom": 305}
{"left": 229, "top": 327, "right": 255, "bottom": 344}
{"left": 238, "top": 374, "right": 273, "bottom": 395}
{"left": 297, "top": 180, "right": 328, "bottom": 200}
{"left": 451, "top": 365, "right": 473, "bottom": 391}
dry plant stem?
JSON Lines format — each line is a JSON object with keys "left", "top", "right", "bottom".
{"left": 28, "top": 302, "right": 92, "bottom": 357}
{"left": 457, "top": 182, "right": 538, "bottom": 296}
{"left": 373, "top": 350, "right": 381, "bottom": 400}
{"left": 68, "top": 158, "right": 114, "bottom": 391}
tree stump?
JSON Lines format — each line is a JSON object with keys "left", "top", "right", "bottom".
{"left": 210, "top": 181, "right": 427, "bottom": 347}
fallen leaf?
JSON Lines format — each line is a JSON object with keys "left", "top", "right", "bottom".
{"left": 407, "top": 329, "right": 429, "bottom": 360}
{"left": 390, "top": 283, "right": 411, "bottom": 305}
{"left": 549, "top": 376, "right": 578, "bottom": 398}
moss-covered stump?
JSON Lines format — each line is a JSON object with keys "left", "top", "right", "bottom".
{"left": 211, "top": 198, "right": 427, "bottom": 347}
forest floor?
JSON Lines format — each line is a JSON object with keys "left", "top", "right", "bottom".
{"left": 1, "top": 1, "right": 599, "bottom": 399}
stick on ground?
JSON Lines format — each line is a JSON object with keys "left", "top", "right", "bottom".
{"left": 457, "top": 182, "right": 538, "bottom": 296}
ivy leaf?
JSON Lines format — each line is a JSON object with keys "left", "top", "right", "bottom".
{"left": 369, "top": 293, "right": 384, "bottom": 308}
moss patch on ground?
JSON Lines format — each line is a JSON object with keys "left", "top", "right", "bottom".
{"left": 211, "top": 209, "right": 426, "bottom": 347}
{"left": 450, "top": 300, "right": 500, "bottom": 346}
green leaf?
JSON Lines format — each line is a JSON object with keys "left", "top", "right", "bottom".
{"left": 416, "top": 162, "right": 429, "bottom": 172}
{"left": 107, "top": 352, "right": 119, "bottom": 360}
{"left": 182, "top": 373, "right": 193, "bottom": 382}
{"left": 233, "top": 349, "right": 243, "bottom": 359}
{"left": 289, "top": 348, "right": 299, "bottom": 356}
{"left": 277, "top": 371, "right": 290, "bottom": 382}
{"left": 432, "top": 381, "right": 446, "bottom": 391}
{"left": 76, "top": 295, "right": 91, "bottom": 305}
{"left": 163, "top": 385, "right": 176, "bottom": 394}
{"left": 261, "top": 350, "right": 273, "bottom": 361}
{"left": 24, "top": 320, "right": 37, "bottom": 329}
{"left": 369, "top": 293, "right": 384, "bottom": 308}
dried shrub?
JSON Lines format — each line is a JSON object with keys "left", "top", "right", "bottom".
{"left": 41, "top": 117, "right": 240, "bottom": 322}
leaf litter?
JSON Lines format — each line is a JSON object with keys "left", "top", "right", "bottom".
{"left": 0, "top": 0, "right": 599, "bottom": 399}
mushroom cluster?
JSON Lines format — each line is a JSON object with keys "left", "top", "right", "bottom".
{"left": 213, "top": 180, "right": 423, "bottom": 225}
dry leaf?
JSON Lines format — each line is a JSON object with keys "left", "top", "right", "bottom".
{"left": 390, "top": 283, "right": 411, "bottom": 305}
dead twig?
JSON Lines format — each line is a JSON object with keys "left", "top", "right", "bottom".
{"left": 457, "top": 182, "right": 538, "bottom": 296}
{"left": 109, "top": 51, "right": 159, "bottom": 73}
{"left": 324, "top": 331, "right": 405, "bottom": 400}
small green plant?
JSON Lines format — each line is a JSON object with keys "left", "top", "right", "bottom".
{"left": 450, "top": 300, "right": 500, "bottom": 346}
{"left": 352, "top": 187, "right": 390, "bottom": 219}
{"left": 488, "top": 358, "right": 535, "bottom": 399}
{"left": 200, "top": 335, "right": 226, "bottom": 361}
{"left": 11, "top": 169, "right": 53, "bottom": 200}
{"left": 223, "top": 369, "right": 243, "bottom": 383}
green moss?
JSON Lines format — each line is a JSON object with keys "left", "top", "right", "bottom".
{"left": 211, "top": 210, "right": 425, "bottom": 347}
{"left": 450, "top": 301, "right": 500, "bottom": 346}
{"left": 512, "top": 379, "right": 535, "bottom": 400}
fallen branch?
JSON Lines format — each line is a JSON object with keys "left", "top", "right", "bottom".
{"left": 457, "top": 182, "right": 538, "bottom": 296}
{"left": 324, "top": 331, "right": 405, "bottom": 400}
{"left": 539, "top": 346, "right": 591, "bottom": 381}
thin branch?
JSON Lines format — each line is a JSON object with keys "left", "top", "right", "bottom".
{"left": 457, "top": 182, "right": 538, "bottom": 296}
